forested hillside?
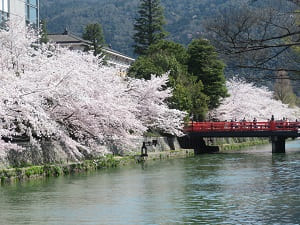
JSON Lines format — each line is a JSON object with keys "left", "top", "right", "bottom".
{"left": 40, "top": 0, "right": 230, "bottom": 56}
{"left": 40, "top": 0, "right": 300, "bottom": 97}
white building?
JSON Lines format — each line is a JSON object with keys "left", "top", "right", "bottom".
{"left": 48, "top": 30, "right": 135, "bottom": 72}
{"left": 0, "top": 0, "right": 39, "bottom": 27}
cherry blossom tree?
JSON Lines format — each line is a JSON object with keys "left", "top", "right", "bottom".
{"left": 0, "top": 19, "right": 186, "bottom": 164}
{"left": 127, "top": 74, "right": 186, "bottom": 136}
{"left": 211, "top": 78, "right": 300, "bottom": 121}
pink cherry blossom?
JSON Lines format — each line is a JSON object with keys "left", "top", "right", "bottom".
{"left": 0, "top": 19, "right": 186, "bottom": 160}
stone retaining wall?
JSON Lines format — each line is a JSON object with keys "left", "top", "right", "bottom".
{"left": 0, "top": 149, "right": 194, "bottom": 184}
{"left": 0, "top": 136, "right": 182, "bottom": 169}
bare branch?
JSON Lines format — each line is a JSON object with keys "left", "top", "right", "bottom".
{"left": 204, "top": 1, "right": 300, "bottom": 74}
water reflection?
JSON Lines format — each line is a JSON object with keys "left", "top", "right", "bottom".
{"left": 0, "top": 141, "right": 300, "bottom": 225}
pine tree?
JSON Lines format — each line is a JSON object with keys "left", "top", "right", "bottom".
{"left": 133, "top": 0, "right": 167, "bottom": 55}
{"left": 82, "top": 23, "right": 105, "bottom": 56}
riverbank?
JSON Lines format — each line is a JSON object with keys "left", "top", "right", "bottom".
{"left": 217, "top": 138, "right": 269, "bottom": 152}
{"left": 217, "top": 138, "right": 299, "bottom": 152}
{"left": 203, "top": 137, "right": 269, "bottom": 153}
{"left": 0, "top": 137, "right": 284, "bottom": 184}
{"left": 0, "top": 149, "right": 194, "bottom": 184}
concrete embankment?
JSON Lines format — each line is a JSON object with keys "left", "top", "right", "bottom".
{"left": 209, "top": 137, "right": 269, "bottom": 152}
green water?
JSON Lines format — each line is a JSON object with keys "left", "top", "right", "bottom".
{"left": 1, "top": 140, "right": 300, "bottom": 225}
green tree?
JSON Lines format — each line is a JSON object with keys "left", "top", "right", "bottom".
{"left": 187, "top": 38, "right": 228, "bottom": 110}
{"left": 129, "top": 40, "right": 188, "bottom": 79}
{"left": 82, "top": 23, "right": 105, "bottom": 56}
{"left": 170, "top": 75, "right": 208, "bottom": 121}
{"left": 40, "top": 19, "right": 49, "bottom": 44}
{"left": 129, "top": 40, "right": 208, "bottom": 120}
{"left": 133, "top": 0, "right": 167, "bottom": 55}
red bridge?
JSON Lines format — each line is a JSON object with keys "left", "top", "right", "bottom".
{"left": 183, "top": 121, "right": 300, "bottom": 153}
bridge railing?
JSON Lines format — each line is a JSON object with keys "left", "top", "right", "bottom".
{"left": 184, "top": 121, "right": 300, "bottom": 133}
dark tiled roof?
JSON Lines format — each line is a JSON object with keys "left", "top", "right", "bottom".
{"left": 48, "top": 31, "right": 134, "bottom": 61}
{"left": 48, "top": 31, "right": 92, "bottom": 45}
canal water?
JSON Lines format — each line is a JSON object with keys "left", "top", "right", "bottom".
{"left": 0, "top": 140, "right": 300, "bottom": 225}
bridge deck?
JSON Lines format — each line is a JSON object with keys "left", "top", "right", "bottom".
{"left": 184, "top": 121, "right": 300, "bottom": 138}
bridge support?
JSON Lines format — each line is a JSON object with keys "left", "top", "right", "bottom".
{"left": 271, "top": 136, "right": 286, "bottom": 153}
{"left": 178, "top": 135, "right": 219, "bottom": 154}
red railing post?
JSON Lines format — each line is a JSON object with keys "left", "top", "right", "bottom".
{"left": 270, "top": 120, "right": 276, "bottom": 131}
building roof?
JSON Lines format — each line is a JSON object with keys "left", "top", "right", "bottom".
{"left": 48, "top": 30, "right": 92, "bottom": 45}
{"left": 102, "top": 47, "right": 135, "bottom": 62}
{"left": 47, "top": 30, "right": 135, "bottom": 62}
